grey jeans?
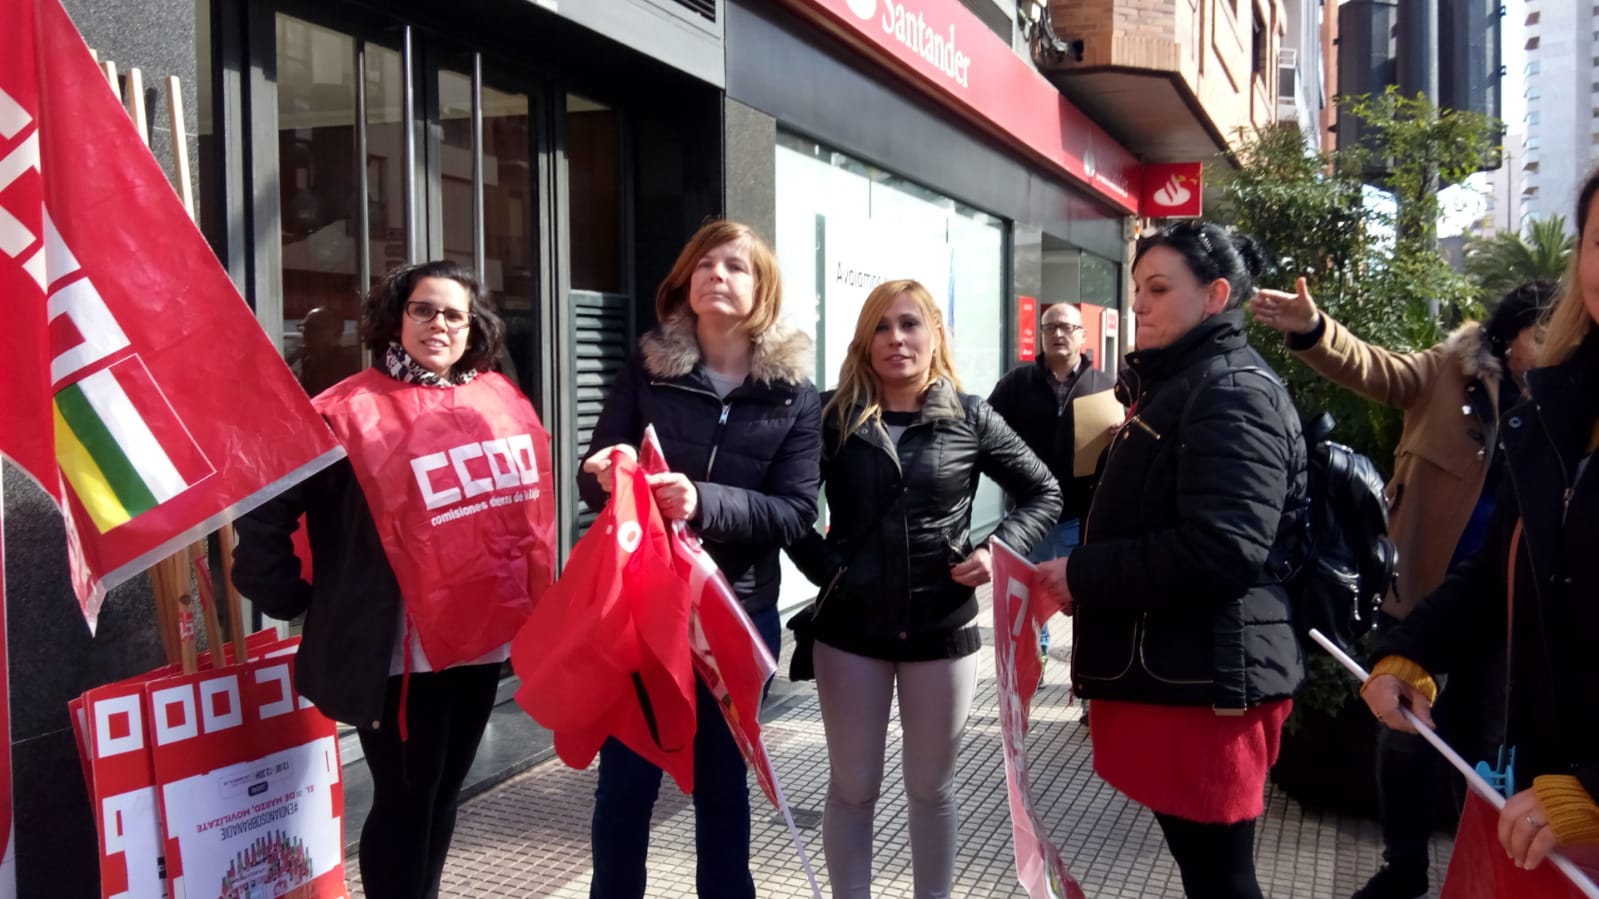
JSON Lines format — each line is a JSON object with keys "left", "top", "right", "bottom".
{"left": 812, "top": 641, "right": 979, "bottom": 899}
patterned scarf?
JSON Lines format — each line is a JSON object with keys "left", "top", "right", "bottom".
{"left": 383, "top": 342, "right": 478, "bottom": 388}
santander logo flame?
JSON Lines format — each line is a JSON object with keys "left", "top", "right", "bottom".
{"left": 846, "top": 0, "right": 876, "bottom": 19}
{"left": 1152, "top": 175, "right": 1192, "bottom": 209}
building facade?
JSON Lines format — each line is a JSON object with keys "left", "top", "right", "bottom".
{"left": 8, "top": 1, "right": 1290, "bottom": 894}
{"left": 1035, "top": 0, "right": 1288, "bottom": 163}
{"left": 1277, "top": 0, "right": 1337, "bottom": 152}
{"left": 1519, "top": 0, "right": 1599, "bottom": 231}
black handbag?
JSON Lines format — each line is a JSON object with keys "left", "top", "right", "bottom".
{"left": 786, "top": 566, "right": 847, "bottom": 681}
{"left": 786, "top": 435, "right": 928, "bottom": 682}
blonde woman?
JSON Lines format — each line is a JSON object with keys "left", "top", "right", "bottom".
{"left": 788, "top": 279, "right": 1060, "bottom": 899}
{"left": 1364, "top": 167, "right": 1599, "bottom": 875}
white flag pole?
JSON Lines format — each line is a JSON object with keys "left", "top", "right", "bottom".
{"left": 1310, "top": 628, "right": 1599, "bottom": 899}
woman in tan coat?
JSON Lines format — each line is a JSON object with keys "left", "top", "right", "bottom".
{"left": 1252, "top": 277, "right": 1554, "bottom": 899}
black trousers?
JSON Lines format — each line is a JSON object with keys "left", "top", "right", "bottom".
{"left": 1154, "top": 813, "right": 1265, "bottom": 899}
{"left": 356, "top": 663, "right": 501, "bottom": 899}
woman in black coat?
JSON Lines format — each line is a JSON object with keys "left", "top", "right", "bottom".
{"left": 1036, "top": 222, "right": 1307, "bottom": 899}
{"left": 1364, "top": 167, "right": 1599, "bottom": 874}
{"left": 788, "top": 278, "right": 1059, "bottom": 899}
{"left": 577, "top": 219, "right": 821, "bottom": 899}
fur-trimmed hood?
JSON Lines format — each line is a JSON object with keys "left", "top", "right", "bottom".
{"left": 640, "top": 315, "right": 814, "bottom": 386}
{"left": 1445, "top": 320, "right": 1503, "bottom": 383}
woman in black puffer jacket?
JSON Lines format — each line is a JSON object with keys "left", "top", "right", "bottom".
{"left": 1364, "top": 167, "right": 1599, "bottom": 877}
{"left": 788, "top": 278, "right": 1059, "bottom": 899}
{"left": 1036, "top": 221, "right": 1307, "bottom": 899}
{"left": 577, "top": 220, "right": 821, "bottom": 899}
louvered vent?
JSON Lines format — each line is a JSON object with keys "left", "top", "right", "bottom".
{"left": 670, "top": 0, "right": 715, "bottom": 22}
{"left": 572, "top": 289, "right": 634, "bottom": 535}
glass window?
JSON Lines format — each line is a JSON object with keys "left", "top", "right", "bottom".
{"left": 274, "top": 14, "right": 363, "bottom": 397}
{"left": 774, "top": 133, "right": 1010, "bottom": 608}
{"left": 567, "top": 94, "right": 623, "bottom": 294}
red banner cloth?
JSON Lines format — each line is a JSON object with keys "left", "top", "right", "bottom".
{"left": 0, "top": 0, "right": 343, "bottom": 628}
{"left": 638, "top": 428, "right": 783, "bottom": 807}
{"left": 511, "top": 450, "right": 698, "bottom": 791}
{"left": 0, "top": 488, "right": 11, "bottom": 898}
{"left": 991, "top": 540, "right": 1085, "bottom": 899}
{"left": 315, "top": 369, "right": 555, "bottom": 668}
{"left": 1441, "top": 791, "right": 1599, "bottom": 899}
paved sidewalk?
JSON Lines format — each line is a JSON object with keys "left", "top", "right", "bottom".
{"left": 349, "top": 590, "right": 1453, "bottom": 897}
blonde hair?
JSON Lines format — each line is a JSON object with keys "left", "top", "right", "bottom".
{"left": 655, "top": 220, "right": 782, "bottom": 336}
{"left": 823, "top": 279, "right": 963, "bottom": 441}
{"left": 1539, "top": 166, "right": 1599, "bottom": 366}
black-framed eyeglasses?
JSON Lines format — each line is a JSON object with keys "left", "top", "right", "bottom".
{"left": 405, "top": 301, "right": 473, "bottom": 330}
{"left": 1041, "top": 323, "right": 1085, "bottom": 336}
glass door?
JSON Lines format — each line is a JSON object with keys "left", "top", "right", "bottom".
{"left": 262, "top": 9, "right": 542, "bottom": 403}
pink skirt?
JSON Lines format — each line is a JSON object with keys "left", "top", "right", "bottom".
{"left": 1089, "top": 697, "right": 1293, "bottom": 824}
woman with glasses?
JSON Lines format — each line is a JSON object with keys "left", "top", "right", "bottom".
{"left": 1035, "top": 222, "right": 1306, "bottom": 899}
{"left": 234, "top": 260, "right": 553, "bottom": 899}
{"left": 788, "top": 279, "right": 1059, "bottom": 899}
{"left": 577, "top": 220, "right": 822, "bottom": 899}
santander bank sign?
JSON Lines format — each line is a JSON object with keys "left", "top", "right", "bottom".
{"left": 845, "top": 0, "right": 972, "bottom": 89}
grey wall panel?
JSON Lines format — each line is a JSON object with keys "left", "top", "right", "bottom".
{"left": 723, "top": 98, "right": 778, "bottom": 243}
{"left": 724, "top": 0, "right": 1124, "bottom": 260}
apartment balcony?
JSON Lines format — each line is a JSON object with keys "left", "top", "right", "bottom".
{"left": 1030, "top": 0, "right": 1287, "bottom": 163}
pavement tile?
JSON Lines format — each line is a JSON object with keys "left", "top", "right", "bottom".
{"left": 346, "top": 588, "right": 1453, "bottom": 897}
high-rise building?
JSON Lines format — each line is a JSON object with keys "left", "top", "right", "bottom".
{"left": 1520, "top": 1, "right": 1599, "bottom": 231}
{"left": 1277, "top": 0, "right": 1338, "bottom": 152}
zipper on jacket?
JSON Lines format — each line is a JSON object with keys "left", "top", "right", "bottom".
{"left": 651, "top": 381, "right": 736, "bottom": 480}
{"left": 1530, "top": 401, "right": 1574, "bottom": 524}
{"left": 705, "top": 403, "right": 732, "bottom": 479}
{"left": 1129, "top": 418, "right": 1161, "bottom": 441}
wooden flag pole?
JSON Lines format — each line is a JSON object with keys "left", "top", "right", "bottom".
{"left": 99, "top": 60, "right": 119, "bottom": 102}
{"left": 123, "top": 67, "right": 148, "bottom": 147}
{"left": 165, "top": 76, "right": 194, "bottom": 219}
{"left": 220, "top": 524, "right": 247, "bottom": 664}
{"left": 192, "top": 549, "right": 225, "bottom": 668}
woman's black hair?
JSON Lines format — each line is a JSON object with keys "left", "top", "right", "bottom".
{"left": 359, "top": 259, "right": 505, "bottom": 373}
{"left": 1483, "top": 280, "right": 1557, "bottom": 358}
{"left": 1133, "top": 220, "right": 1267, "bottom": 310}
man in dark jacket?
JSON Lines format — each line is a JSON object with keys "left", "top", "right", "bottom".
{"left": 988, "top": 301, "right": 1120, "bottom": 657}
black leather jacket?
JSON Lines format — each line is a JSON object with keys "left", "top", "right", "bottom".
{"left": 1068, "top": 311, "right": 1308, "bottom": 710}
{"left": 789, "top": 379, "right": 1061, "bottom": 661}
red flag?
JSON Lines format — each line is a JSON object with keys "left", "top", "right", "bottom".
{"left": 510, "top": 451, "right": 698, "bottom": 792}
{"left": 638, "top": 428, "right": 785, "bottom": 807}
{"left": 0, "top": 484, "right": 12, "bottom": 898}
{"left": 0, "top": 0, "right": 343, "bottom": 628}
{"left": 1441, "top": 792, "right": 1599, "bottom": 899}
{"left": 991, "top": 540, "right": 1085, "bottom": 899}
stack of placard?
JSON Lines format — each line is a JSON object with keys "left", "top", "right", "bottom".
{"left": 69, "top": 633, "right": 348, "bottom": 899}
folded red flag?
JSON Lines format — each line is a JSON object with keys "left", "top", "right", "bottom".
{"left": 511, "top": 450, "right": 697, "bottom": 791}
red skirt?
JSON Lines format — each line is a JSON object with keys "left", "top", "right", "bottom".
{"left": 1088, "top": 697, "right": 1292, "bottom": 824}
